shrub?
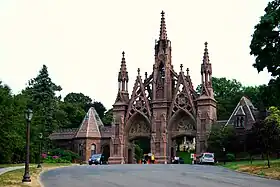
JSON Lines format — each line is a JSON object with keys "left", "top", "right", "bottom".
{"left": 226, "top": 153, "right": 235, "bottom": 162}
{"left": 42, "top": 148, "right": 79, "bottom": 163}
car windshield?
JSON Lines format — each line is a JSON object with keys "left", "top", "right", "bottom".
{"left": 204, "top": 153, "right": 214, "bottom": 158}
{"left": 91, "top": 154, "right": 102, "bottom": 159}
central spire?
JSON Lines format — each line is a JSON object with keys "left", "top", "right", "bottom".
{"left": 159, "top": 11, "right": 167, "bottom": 40}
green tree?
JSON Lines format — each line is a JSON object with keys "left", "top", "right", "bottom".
{"left": 26, "top": 65, "right": 62, "bottom": 151}
{"left": 0, "top": 82, "right": 26, "bottom": 163}
{"left": 63, "top": 92, "right": 107, "bottom": 121}
{"left": 64, "top": 92, "right": 92, "bottom": 106}
{"left": 196, "top": 77, "right": 243, "bottom": 119}
{"left": 207, "top": 124, "right": 237, "bottom": 159}
{"left": 250, "top": 0, "right": 280, "bottom": 81}
{"left": 102, "top": 108, "right": 113, "bottom": 126}
{"left": 266, "top": 106, "right": 280, "bottom": 125}
{"left": 251, "top": 119, "right": 280, "bottom": 168}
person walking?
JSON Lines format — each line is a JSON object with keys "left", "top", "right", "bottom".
{"left": 151, "top": 154, "right": 155, "bottom": 164}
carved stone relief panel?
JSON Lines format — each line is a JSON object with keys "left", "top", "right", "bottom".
{"left": 128, "top": 120, "right": 151, "bottom": 138}
{"left": 174, "top": 118, "right": 194, "bottom": 132}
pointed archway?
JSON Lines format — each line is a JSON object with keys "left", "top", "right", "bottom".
{"left": 124, "top": 112, "right": 151, "bottom": 163}
{"left": 167, "top": 109, "right": 196, "bottom": 163}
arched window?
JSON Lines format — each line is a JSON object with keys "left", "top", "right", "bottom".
{"left": 91, "top": 144, "right": 96, "bottom": 155}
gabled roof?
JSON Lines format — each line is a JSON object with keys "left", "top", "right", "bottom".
{"left": 225, "top": 96, "right": 256, "bottom": 126}
{"left": 74, "top": 107, "right": 102, "bottom": 138}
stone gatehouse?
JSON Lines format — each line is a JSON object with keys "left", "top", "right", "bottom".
{"left": 50, "top": 11, "right": 217, "bottom": 164}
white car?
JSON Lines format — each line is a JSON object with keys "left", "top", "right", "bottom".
{"left": 198, "top": 153, "right": 215, "bottom": 165}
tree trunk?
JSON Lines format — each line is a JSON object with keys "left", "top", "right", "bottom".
{"left": 266, "top": 152, "right": 270, "bottom": 168}
{"left": 250, "top": 154, "right": 253, "bottom": 164}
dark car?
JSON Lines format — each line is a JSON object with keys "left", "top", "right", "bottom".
{"left": 88, "top": 154, "right": 104, "bottom": 165}
{"left": 171, "top": 157, "right": 184, "bottom": 164}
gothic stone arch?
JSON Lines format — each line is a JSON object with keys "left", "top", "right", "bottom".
{"left": 124, "top": 112, "right": 151, "bottom": 163}
{"left": 167, "top": 109, "right": 196, "bottom": 158}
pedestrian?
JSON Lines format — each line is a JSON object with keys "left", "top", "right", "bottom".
{"left": 151, "top": 154, "right": 155, "bottom": 164}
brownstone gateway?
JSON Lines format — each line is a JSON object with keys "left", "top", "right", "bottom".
{"left": 50, "top": 11, "right": 217, "bottom": 164}
{"left": 108, "top": 11, "right": 217, "bottom": 164}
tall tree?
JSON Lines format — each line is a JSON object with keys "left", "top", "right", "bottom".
{"left": 196, "top": 77, "right": 244, "bottom": 119}
{"left": 64, "top": 92, "right": 92, "bottom": 106}
{"left": 250, "top": 0, "right": 280, "bottom": 81}
{"left": 0, "top": 82, "right": 26, "bottom": 163}
{"left": 251, "top": 119, "right": 280, "bottom": 168}
{"left": 26, "top": 65, "right": 62, "bottom": 150}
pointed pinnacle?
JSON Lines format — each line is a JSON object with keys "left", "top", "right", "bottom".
{"left": 203, "top": 42, "right": 210, "bottom": 64}
{"left": 159, "top": 11, "right": 167, "bottom": 40}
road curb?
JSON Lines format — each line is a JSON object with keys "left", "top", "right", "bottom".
{"left": 38, "top": 164, "right": 78, "bottom": 187}
{"left": 219, "top": 166, "right": 279, "bottom": 181}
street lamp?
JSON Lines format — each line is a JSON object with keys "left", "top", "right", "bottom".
{"left": 22, "top": 108, "right": 33, "bottom": 183}
{"left": 223, "top": 147, "right": 226, "bottom": 165}
{"left": 79, "top": 143, "right": 84, "bottom": 165}
{"left": 37, "top": 133, "right": 43, "bottom": 168}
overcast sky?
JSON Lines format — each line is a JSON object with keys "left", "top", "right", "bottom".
{"left": 0, "top": 0, "right": 271, "bottom": 109}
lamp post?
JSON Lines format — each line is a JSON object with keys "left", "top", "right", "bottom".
{"left": 223, "top": 147, "right": 226, "bottom": 165}
{"left": 22, "top": 108, "right": 33, "bottom": 183}
{"left": 37, "top": 133, "right": 43, "bottom": 168}
{"left": 79, "top": 143, "right": 84, "bottom": 165}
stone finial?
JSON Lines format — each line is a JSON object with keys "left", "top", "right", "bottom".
{"left": 203, "top": 42, "right": 210, "bottom": 64}
{"left": 137, "top": 68, "right": 140, "bottom": 76}
{"left": 122, "top": 51, "right": 125, "bottom": 59}
{"left": 159, "top": 11, "right": 167, "bottom": 40}
{"left": 145, "top": 72, "right": 148, "bottom": 79}
{"left": 180, "top": 64, "right": 183, "bottom": 71}
{"left": 186, "top": 68, "right": 189, "bottom": 76}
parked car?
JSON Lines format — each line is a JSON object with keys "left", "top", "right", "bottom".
{"left": 88, "top": 154, "right": 104, "bottom": 165}
{"left": 197, "top": 152, "right": 215, "bottom": 165}
{"left": 171, "top": 157, "right": 185, "bottom": 164}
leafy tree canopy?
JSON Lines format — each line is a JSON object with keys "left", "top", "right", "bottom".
{"left": 250, "top": 0, "right": 280, "bottom": 80}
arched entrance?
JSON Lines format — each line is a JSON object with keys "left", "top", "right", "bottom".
{"left": 124, "top": 112, "right": 151, "bottom": 164}
{"left": 101, "top": 144, "right": 110, "bottom": 163}
{"left": 168, "top": 109, "right": 196, "bottom": 164}
{"left": 91, "top": 144, "right": 96, "bottom": 155}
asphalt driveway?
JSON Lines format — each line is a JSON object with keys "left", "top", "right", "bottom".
{"left": 41, "top": 164, "right": 280, "bottom": 187}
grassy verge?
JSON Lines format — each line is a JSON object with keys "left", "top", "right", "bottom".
{"left": 221, "top": 159, "right": 280, "bottom": 180}
{"left": 0, "top": 163, "right": 72, "bottom": 187}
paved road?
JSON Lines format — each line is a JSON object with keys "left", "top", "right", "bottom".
{"left": 0, "top": 166, "right": 24, "bottom": 175}
{"left": 41, "top": 164, "right": 280, "bottom": 187}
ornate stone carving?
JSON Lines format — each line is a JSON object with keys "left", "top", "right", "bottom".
{"left": 176, "top": 119, "right": 194, "bottom": 132}
{"left": 161, "top": 113, "right": 166, "bottom": 122}
{"left": 197, "top": 110, "right": 202, "bottom": 118}
{"left": 129, "top": 121, "right": 150, "bottom": 134}
{"left": 161, "top": 133, "right": 167, "bottom": 142}
{"left": 152, "top": 133, "right": 156, "bottom": 142}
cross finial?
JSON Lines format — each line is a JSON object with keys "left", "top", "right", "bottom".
{"left": 180, "top": 64, "right": 183, "bottom": 71}
{"left": 122, "top": 51, "right": 125, "bottom": 58}
{"left": 137, "top": 68, "right": 140, "bottom": 76}
{"left": 204, "top": 42, "right": 208, "bottom": 47}
{"left": 161, "top": 10, "right": 165, "bottom": 16}
{"left": 186, "top": 68, "right": 189, "bottom": 75}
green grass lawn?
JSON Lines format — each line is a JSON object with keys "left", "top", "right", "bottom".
{"left": 0, "top": 163, "right": 72, "bottom": 187}
{"left": 220, "top": 159, "right": 280, "bottom": 180}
